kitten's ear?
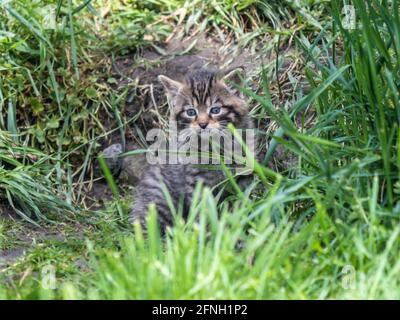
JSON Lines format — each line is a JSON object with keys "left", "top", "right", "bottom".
{"left": 158, "top": 75, "right": 183, "bottom": 96}
{"left": 219, "top": 66, "right": 245, "bottom": 86}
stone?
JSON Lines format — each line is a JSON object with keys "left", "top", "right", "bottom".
{"left": 100, "top": 143, "right": 123, "bottom": 177}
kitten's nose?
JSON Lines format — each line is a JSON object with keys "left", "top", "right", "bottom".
{"left": 198, "top": 122, "right": 208, "bottom": 129}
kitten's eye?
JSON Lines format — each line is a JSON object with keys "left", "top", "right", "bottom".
{"left": 209, "top": 106, "right": 221, "bottom": 115}
{"left": 186, "top": 108, "right": 197, "bottom": 117}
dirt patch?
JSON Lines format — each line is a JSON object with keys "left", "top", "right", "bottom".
{"left": 0, "top": 202, "right": 15, "bottom": 219}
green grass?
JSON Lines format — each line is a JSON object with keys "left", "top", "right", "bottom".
{"left": 1, "top": 0, "right": 399, "bottom": 299}
{"left": 0, "top": 131, "right": 75, "bottom": 224}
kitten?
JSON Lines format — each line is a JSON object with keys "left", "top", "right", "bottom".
{"left": 130, "top": 67, "right": 254, "bottom": 234}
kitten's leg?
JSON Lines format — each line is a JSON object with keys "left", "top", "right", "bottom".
{"left": 130, "top": 166, "right": 177, "bottom": 235}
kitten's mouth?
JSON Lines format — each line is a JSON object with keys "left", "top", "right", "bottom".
{"left": 178, "top": 127, "right": 228, "bottom": 139}
{"left": 199, "top": 127, "right": 211, "bottom": 132}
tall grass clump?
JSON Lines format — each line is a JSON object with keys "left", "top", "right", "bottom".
{"left": 0, "top": 131, "right": 74, "bottom": 224}
{"left": 258, "top": 0, "right": 400, "bottom": 214}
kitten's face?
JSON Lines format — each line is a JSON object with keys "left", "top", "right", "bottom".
{"left": 159, "top": 69, "right": 251, "bottom": 133}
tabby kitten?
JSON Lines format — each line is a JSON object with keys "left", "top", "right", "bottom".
{"left": 130, "top": 68, "right": 254, "bottom": 233}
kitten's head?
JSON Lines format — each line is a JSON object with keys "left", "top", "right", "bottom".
{"left": 158, "top": 68, "right": 253, "bottom": 133}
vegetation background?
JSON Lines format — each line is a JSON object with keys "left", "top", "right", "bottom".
{"left": 0, "top": 0, "right": 399, "bottom": 299}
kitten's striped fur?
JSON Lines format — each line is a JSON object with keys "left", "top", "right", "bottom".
{"left": 130, "top": 68, "right": 254, "bottom": 233}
